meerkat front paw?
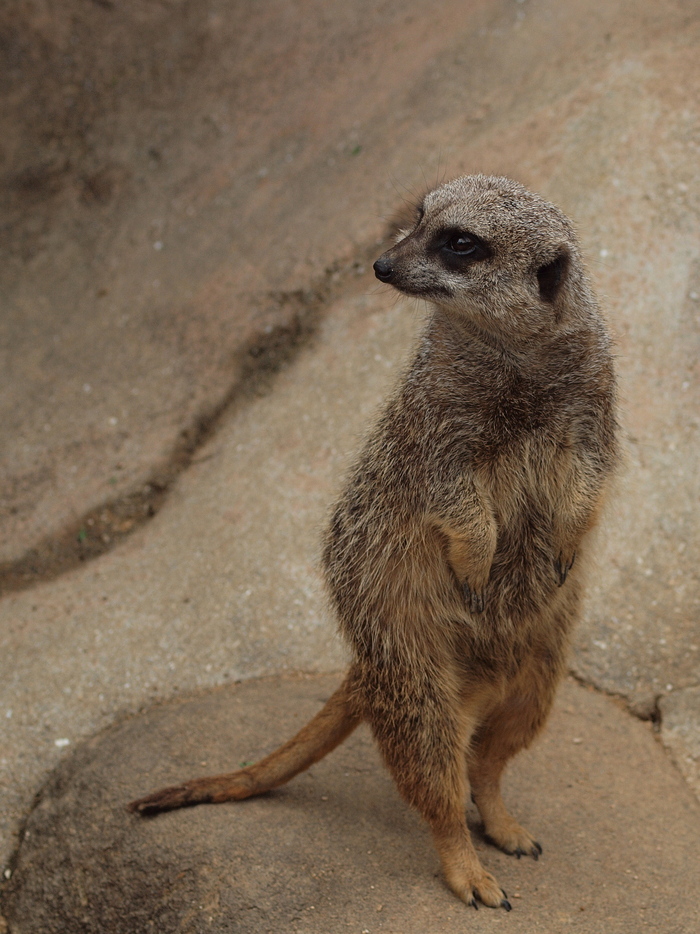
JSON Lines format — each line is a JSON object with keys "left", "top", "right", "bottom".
{"left": 462, "top": 580, "right": 485, "bottom": 614}
{"left": 553, "top": 551, "right": 575, "bottom": 586}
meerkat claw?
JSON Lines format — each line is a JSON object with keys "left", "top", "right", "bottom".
{"left": 554, "top": 557, "right": 566, "bottom": 586}
{"left": 554, "top": 551, "right": 576, "bottom": 586}
{"left": 462, "top": 581, "right": 485, "bottom": 614}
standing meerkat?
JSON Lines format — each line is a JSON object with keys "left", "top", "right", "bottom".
{"left": 130, "top": 175, "right": 618, "bottom": 911}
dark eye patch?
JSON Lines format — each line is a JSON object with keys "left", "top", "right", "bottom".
{"left": 435, "top": 228, "right": 492, "bottom": 268}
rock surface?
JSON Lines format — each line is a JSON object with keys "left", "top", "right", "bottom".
{"left": 660, "top": 685, "right": 700, "bottom": 799}
{"left": 4, "top": 676, "right": 699, "bottom": 934}
{"left": 0, "top": 0, "right": 491, "bottom": 565}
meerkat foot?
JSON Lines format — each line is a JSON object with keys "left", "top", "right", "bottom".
{"left": 484, "top": 819, "right": 542, "bottom": 860}
{"left": 435, "top": 828, "right": 511, "bottom": 910}
{"left": 445, "top": 866, "right": 511, "bottom": 911}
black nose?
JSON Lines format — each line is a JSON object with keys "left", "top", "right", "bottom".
{"left": 373, "top": 257, "right": 394, "bottom": 282}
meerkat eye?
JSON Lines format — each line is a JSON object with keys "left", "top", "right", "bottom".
{"left": 441, "top": 231, "right": 491, "bottom": 262}
{"left": 447, "top": 234, "right": 476, "bottom": 254}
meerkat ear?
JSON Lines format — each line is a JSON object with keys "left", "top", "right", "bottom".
{"left": 536, "top": 249, "right": 570, "bottom": 303}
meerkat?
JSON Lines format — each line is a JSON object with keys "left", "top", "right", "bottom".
{"left": 130, "top": 175, "right": 618, "bottom": 911}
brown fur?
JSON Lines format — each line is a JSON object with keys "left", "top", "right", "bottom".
{"left": 129, "top": 175, "right": 618, "bottom": 911}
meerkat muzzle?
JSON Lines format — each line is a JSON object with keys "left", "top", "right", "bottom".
{"left": 373, "top": 256, "right": 394, "bottom": 281}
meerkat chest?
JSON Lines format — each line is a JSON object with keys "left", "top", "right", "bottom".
{"left": 477, "top": 433, "right": 569, "bottom": 529}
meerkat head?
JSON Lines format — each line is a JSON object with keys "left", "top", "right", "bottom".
{"left": 374, "top": 175, "right": 584, "bottom": 342}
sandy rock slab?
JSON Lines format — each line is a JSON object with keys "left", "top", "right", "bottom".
{"left": 2, "top": 676, "right": 698, "bottom": 934}
{"left": 660, "top": 685, "right": 700, "bottom": 801}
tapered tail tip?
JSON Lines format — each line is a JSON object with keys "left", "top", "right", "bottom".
{"left": 128, "top": 771, "right": 257, "bottom": 814}
{"left": 127, "top": 783, "right": 195, "bottom": 815}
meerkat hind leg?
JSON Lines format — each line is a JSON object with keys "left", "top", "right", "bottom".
{"left": 468, "top": 688, "right": 554, "bottom": 859}
{"left": 470, "top": 755, "right": 542, "bottom": 860}
{"left": 368, "top": 686, "right": 510, "bottom": 910}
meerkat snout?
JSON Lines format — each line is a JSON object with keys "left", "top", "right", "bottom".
{"left": 373, "top": 257, "right": 394, "bottom": 282}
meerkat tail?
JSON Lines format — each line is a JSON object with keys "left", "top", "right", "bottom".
{"left": 128, "top": 673, "right": 362, "bottom": 814}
